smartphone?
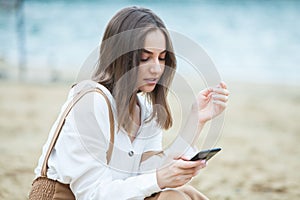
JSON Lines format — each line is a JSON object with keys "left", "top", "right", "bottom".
{"left": 190, "top": 147, "right": 221, "bottom": 161}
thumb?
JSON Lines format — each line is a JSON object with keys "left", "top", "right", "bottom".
{"left": 180, "top": 156, "right": 191, "bottom": 161}
{"left": 200, "top": 87, "right": 213, "bottom": 97}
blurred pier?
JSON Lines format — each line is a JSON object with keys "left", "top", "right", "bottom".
{"left": 0, "top": 0, "right": 27, "bottom": 81}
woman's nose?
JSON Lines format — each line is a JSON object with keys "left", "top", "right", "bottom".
{"left": 149, "top": 58, "right": 162, "bottom": 74}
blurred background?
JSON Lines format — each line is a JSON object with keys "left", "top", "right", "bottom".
{"left": 0, "top": 0, "right": 299, "bottom": 199}
{"left": 1, "top": 0, "right": 300, "bottom": 84}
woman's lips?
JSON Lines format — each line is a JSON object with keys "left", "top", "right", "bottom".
{"left": 144, "top": 78, "right": 158, "bottom": 85}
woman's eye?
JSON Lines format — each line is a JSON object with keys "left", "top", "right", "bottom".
{"left": 159, "top": 57, "right": 166, "bottom": 61}
{"left": 140, "top": 58, "right": 149, "bottom": 62}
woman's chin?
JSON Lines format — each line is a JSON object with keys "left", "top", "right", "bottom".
{"left": 139, "top": 85, "right": 156, "bottom": 93}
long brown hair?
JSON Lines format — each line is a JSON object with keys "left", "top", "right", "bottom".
{"left": 92, "top": 6, "right": 177, "bottom": 133}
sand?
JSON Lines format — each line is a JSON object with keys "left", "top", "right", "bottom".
{"left": 0, "top": 79, "right": 299, "bottom": 199}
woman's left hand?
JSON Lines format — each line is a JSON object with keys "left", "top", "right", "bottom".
{"left": 193, "top": 81, "right": 230, "bottom": 124}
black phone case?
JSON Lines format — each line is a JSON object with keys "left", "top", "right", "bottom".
{"left": 190, "top": 147, "right": 221, "bottom": 161}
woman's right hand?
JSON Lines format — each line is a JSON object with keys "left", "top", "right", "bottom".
{"left": 156, "top": 159, "right": 206, "bottom": 189}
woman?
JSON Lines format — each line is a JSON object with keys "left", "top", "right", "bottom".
{"left": 31, "top": 6, "right": 229, "bottom": 200}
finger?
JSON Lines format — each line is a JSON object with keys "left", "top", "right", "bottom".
{"left": 195, "top": 160, "right": 207, "bottom": 169}
{"left": 180, "top": 168, "right": 198, "bottom": 175}
{"left": 180, "top": 156, "right": 191, "bottom": 161}
{"left": 212, "top": 88, "right": 230, "bottom": 96}
{"left": 216, "top": 81, "right": 227, "bottom": 89}
{"left": 200, "top": 160, "right": 207, "bottom": 168}
{"left": 200, "top": 87, "right": 213, "bottom": 97}
{"left": 212, "top": 94, "right": 229, "bottom": 102}
{"left": 194, "top": 164, "right": 206, "bottom": 171}
{"left": 213, "top": 100, "right": 227, "bottom": 107}
{"left": 177, "top": 160, "right": 202, "bottom": 169}
{"left": 220, "top": 81, "right": 227, "bottom": 89}
{"left": 193, "top": 160, "right": 207, "bottom": 175}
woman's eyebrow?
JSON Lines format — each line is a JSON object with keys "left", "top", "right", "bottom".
{"left": 142, "top": 48, "right": 167, "bottom": 54}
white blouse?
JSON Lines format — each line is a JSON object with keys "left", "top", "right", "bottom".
{"left": 34, "top": 80, "right": 197, "bottom": 200}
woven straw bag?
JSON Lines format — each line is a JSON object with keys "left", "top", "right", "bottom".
{"left": 29, "top": 87, "right": 115, "bottom": 200}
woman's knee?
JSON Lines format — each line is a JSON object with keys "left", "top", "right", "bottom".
{"left": 177, "top": 185, "right": 209, "bottom": 200}
{"left": 146, "top": 185, "right": 209, "bottom": 200}
{"left": 157, "top": 189, "right": 192, "bottom": 200}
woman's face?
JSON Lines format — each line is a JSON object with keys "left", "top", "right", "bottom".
{"left": 137, "top": 30, "right": 166, "bottom": 93}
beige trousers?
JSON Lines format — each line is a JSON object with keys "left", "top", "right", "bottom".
{"left": 145, "top": 185, "right": 209, "bottom": 200}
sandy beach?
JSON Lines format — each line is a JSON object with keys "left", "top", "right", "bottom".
{"left": 0, "top": 79, "right": 299, "bottom": 200}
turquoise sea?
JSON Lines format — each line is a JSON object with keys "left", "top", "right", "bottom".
{"left": 0, "top": 0, "right": 300, "bottom": 85}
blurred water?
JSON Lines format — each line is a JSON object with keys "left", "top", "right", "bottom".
{"left": 0, "top": 0, "right": 299, "bottom": 84}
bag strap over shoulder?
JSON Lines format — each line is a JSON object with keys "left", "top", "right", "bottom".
{"left": 41, "top": 87, "right": 115, "bottom": 177}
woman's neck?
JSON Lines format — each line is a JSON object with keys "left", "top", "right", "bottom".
{"left": 128, "top": 101, "right": 141, "bottom": 143}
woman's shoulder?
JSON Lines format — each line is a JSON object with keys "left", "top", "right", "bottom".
{"left": 68, "top": 80, "right": 113, "bottom": 100}
{"left": 64, "top": 80, "right": 116, "bottom": 116}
